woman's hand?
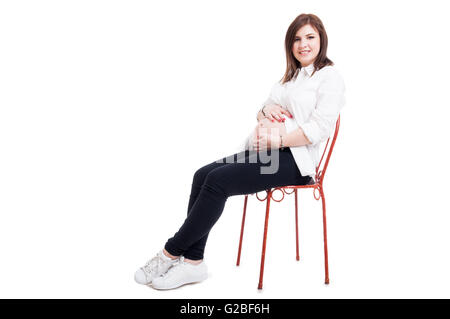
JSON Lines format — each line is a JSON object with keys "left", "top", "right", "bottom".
{"left": 249, "top": 117, "right": 287, "bottom": 151}
{"left": 252, "top": 129, "right": 283, "bottom": 152}
{"left": 262, "top": 104, "right": 293, "bottom": 122}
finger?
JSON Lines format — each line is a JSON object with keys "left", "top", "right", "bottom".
{"left": 273, "top": 112, "right": 284, "bottom": 122}
{"left": 273, "top": 113, "right": 282, "bottom": 122}
{"left": 277, "top": 113, "right": 286, "bottom": 122}
{"left": 260, "top": 139, "right": 268, "bottom": 149}
{"left": 267, "top": 113, "right": 275, "bottom": 122}
{"left": 281, "top": 109, "right": 293, "bottom": 118}
{"left": 256, "top": 139, "right": 264, "bottom": 150}
{"left": 270, "top": 112, "right": 281, "bottom": 122}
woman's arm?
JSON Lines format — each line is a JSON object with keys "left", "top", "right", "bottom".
{"left": 297, "top": 69, "right": 345, "bottom": 145}
{"left": 254, "top": 126, "right": 311, "bottom": 151}
{"left": 282, "top": 128, "right": 311, "bottom": 147}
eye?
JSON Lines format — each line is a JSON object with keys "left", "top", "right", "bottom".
{"left": 295, "top": 36, "right": 315, "bottom": 41}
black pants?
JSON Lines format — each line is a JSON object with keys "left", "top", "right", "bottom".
{"left": 164, "top": 148, "right": 312, "bottom": 260}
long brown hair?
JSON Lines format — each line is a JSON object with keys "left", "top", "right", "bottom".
{"left": 281, "top": 13, "right": 334, "bottom": 84}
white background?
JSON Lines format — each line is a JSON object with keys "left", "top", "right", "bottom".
{"left": 1, "top": 0, "right": 450, "bottom": 298}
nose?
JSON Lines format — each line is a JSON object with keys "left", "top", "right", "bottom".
{"left": 297, "top": 41, "right": 307, "bottom": 49}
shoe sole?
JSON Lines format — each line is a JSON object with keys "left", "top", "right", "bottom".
{"left": 151, "top": 274, "right": 208, "bottom": 290}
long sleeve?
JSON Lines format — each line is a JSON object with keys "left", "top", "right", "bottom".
{"left": 298, "top": 69, "right": 346, "bottom": 145}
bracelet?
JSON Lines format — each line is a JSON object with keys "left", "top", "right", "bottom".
{"left": 261, "top": 105, "right": 266, "bottom": 117}
{"left": 280, "top": 135, "right": 285, "bottom": 150}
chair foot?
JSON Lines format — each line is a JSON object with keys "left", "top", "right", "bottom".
{"left": 236, "top": 195, "right": 248, "bottom": 267}
{"left": 320, "top": 188, "right": 330, "bottom": 287}
{"left": 294, "top": 189, "right": 300, "bottom": 263}
{"left": 258, "top": 189, "right": 272, "bottom": 291}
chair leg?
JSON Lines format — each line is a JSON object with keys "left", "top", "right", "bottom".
{"left": 258, "top": 189, "right": 272, "bottom": 290}
{"left": 320, "top": 188, "right": 330, "bottom": 284}
{"left": 295, "top": 189, "right": 299, "bottom": 261}
{"left": 236, "top": 195, "right": 248, "bottom": 266}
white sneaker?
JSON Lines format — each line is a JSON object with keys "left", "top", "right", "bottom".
{"left": 151, "top": 256, "right": 208, "bottom": 290}
{"left": 134, "top": 250, "right": 179, "bottom": 285}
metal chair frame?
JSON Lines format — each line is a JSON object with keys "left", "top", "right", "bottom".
{"left": 236, "top": 116, "right": 341, "bottom": 289}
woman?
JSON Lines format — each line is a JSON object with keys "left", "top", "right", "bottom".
{"left": 134, "top": 13, "right": 346, "bottom": 290}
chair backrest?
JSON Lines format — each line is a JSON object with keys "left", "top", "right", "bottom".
{"left": 315, "top": 115, "right": 340, "bottom": 185}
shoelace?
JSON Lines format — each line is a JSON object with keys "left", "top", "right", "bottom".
{"left": 160, "top": 256, "right": 185, "bottom": 278}
{"left": 143, "top": 253, "right": 167, "bottom": 275}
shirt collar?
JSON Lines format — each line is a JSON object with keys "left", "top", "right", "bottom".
{"left": 300, "top": 63, "right": 315, "bottom": 77}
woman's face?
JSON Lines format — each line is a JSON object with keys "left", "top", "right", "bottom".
{"left": 292, "top": 24, "right": 321, "bottom": 67}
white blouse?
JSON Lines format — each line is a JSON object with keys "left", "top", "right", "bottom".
{"left": 243, "top": 63, "right": 346, "bottom": 179}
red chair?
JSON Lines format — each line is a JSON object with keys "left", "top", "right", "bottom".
{"left": 236, "top": 116, "right": 341, "bottom": 289}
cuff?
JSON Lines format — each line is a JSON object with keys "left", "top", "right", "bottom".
{"left": 298, "top": 122, "right": 319, "bottom": 145}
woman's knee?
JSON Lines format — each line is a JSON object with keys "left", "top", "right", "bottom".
{"left": 202, "top": 170, "right": 229, "bottom": 196}
{"left": 193, "top": 163, "right": 218, "bottom": 186}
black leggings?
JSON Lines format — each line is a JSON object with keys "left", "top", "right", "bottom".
{"left": 164, "top": 148, "right": 312, "bottom": 260}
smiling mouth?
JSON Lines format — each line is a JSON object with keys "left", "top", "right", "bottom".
{"left": 299, "top": 51, "right": 310, "bottom": 55}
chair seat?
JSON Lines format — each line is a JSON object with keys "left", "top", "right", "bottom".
{"left": 284, "top": 177, "right": 317, "bottom": 189}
